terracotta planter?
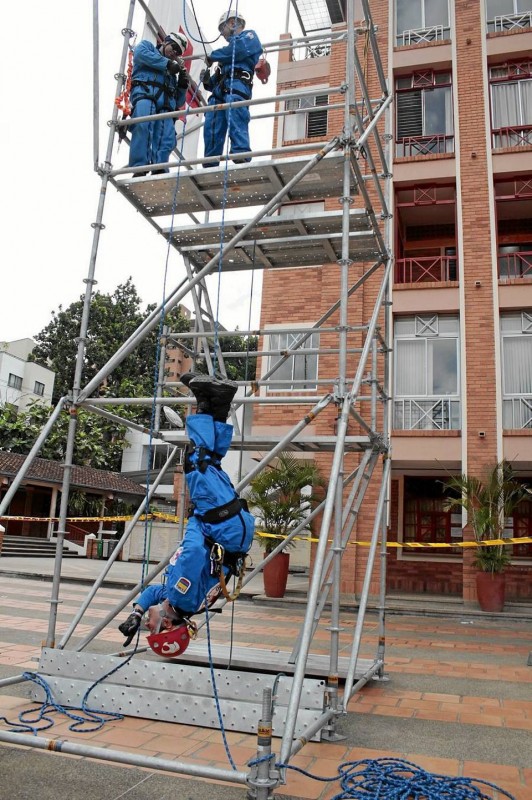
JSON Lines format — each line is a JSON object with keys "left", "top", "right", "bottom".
{"left": 476, "top": 571, "right": 505, "bottom": 612}
{"left": 263, "top": 551, "right": 290, "bottom": 598}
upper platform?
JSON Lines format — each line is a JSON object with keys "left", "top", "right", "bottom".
{"left": 114, "top": 153, "right": 356, "bottom": 216}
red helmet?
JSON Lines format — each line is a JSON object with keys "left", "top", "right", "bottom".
{"left": 147, "top": 622, "right": 191, "bottom": 657}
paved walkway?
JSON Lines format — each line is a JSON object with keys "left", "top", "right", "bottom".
{"left": 0, "top": 563, "right": 531, "bottom": 799}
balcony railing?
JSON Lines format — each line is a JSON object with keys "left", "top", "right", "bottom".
{"left": 397, "top": 25, "right": 450, "bottom": 46}
{"left": 488, "top": 11, "right": 532, "bottom": 33}
{"left": 393, "top": 398, "right": 461, "bottom": 430}
{"left": 503, "top": 396, "right": 532, "bottom": 429}
{"left": 291, "top": 42, "right": 331, "bottom": 62}
{"left": 492, "top": 125, "right": 532, "bottom": 149}
{"left": 395, "top": 256, "right": 458, "bottom": 284}
{"left": 498, "top": 251, "right": 532, "bottom": 279}
{"left": 396, "top": 134, "right": 454, "bottom": 157}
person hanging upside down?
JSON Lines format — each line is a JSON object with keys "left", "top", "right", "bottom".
{"left": 118, "top": 374, "right": 255, "bottom": 657}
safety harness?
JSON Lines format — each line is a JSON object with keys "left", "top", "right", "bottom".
{"left": 131, "top": 78, "right": 180, "bottom": 110}
{"left": 196, "top": 497, "right": 250, "bottom": 602}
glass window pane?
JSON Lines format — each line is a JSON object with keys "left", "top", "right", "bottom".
{"left": 395, "top": 339, "right": 426, "bottom": 395}
{"left": 397, "top": 0, "right": 421, "bottom": 34}
{"left": 486, "top": 0, "right": 515, "bottom": 17}
{"left": 429, "top": 339, "right": 458, "bottom": 394}
{"left": 503, "top": 336, "right": 532, "bottom": 393}
{"left": 425, "top": 0, "right": 449, "bottom": 27}
{"left": 492, "top": 82, "right": 521, "bottom": 128}
{"left": 424, "top": 86, "right": 453, "bottom": 134}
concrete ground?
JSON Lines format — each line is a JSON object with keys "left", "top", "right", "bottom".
{"left": 0, "top": 557, "right": 531, "bottom": 799}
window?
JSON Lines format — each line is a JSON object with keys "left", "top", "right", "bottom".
{"left": 395, "top": 72, "right": 454, "bottom": 156}
{"left": 283, "top": 94, "right": 328, "bottom": 142}
{"left": 393, "top": 315, "right": 460, "bottom": 430}
{"left": 490, "top": 62, "right": 532, "bottom": 148}
{"left": 512, "top": 496, "right": 532, "bottom": 557}
{"left": 403, "top": 477, "right": 461, "bottom": 550}
{"left": 267, "top": 331, "right": 319, "bottom": 391}
{"left": 7, "top": 373, "right": 22, "bottom": 390}
{"left": 144, "top": 443, "right": 184, "bottom": 471}
{"left": 486, "top": 1, "right": 532, "bottom": 33}
{"left": 501, "top": 312, "right": 532, "bottom": 428}
{"left": 396, "top": 0, "right": 450, "bottom": 45}
{"left": 498, "top": 242, "right": 532, "bottom": 279}
{"left": 34, "top": 381, "right": 45, "bottom": 397}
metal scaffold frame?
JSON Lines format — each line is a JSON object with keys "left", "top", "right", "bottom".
{"left": 0, "top": 1, "right": 392, "bottom": 796}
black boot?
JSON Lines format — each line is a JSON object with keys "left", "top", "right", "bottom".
{"left": 189, "top": 375, "right": 238, "bottom": 422}
{"left": 181, "top": 372, "right": 212, "bottom": 415}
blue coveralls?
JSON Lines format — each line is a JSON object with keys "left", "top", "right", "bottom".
{"left": 128, "top": 40, "right": 187, "bottom": 171}
{"left": 136, "top": 414, "right": 255, "bottom": 616}
{"left": 203, "top": 29, "right": 262, "bottom": 166}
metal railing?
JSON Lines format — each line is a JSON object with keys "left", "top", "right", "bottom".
{"left": 489, "top": 11, "right": 532, "bottom": 33}
{"left": 395, "top": 255, "right": 458, "bottom": 283}
{"left": 492, "top": 124, "right": 532, "bottom": 149}
{"left": 397, "top": 25, "right": 450, "bottom": 46}
{"left": 503, "top": 396, "right": 532, "bottom": 429}
{"left": 396, "top": 134, "right": 454, "bottom": 157}
{"left": 498, "top": 250, "right": 532, "bottom": 280}
{"left": 393, "top": 398, "right": 460, "bottom": 430}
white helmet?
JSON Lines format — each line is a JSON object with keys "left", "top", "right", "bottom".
{"left": 164, "top": 32, "right": 188, "bottom": 56}
{"left": 218, "top": 10, "right": 246, "bottom": 32}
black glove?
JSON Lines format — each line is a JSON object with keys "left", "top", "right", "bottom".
{"left": 166, "top": 59, "right": 182, "bottom": 75}
{"left": 177, "top": 69, "right": 189, "bottom": 89}
{"left": 205, "top": 55, "right": 214, "bottom": 68}
{"left": 118, "top": 610, "right": 142, "bottom": 647}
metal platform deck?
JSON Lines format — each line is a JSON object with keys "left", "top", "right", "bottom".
{"left": 165, "top": 209, "right": 382, "bottom": 271}
{"left": 114, "top": 153, "right": 355, "bottom": 216}
{"left": 163, "top": 433, "right": 372, "bottom": 452}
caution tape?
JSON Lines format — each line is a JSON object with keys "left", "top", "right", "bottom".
{"left": 0, "top": 512, "right": 183, "bottom": 524}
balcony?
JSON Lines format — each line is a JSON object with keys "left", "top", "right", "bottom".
{"left": 492, "top": 124, "right": 532, "bottom": 149}
{"left": 395, "top": 255, "right": 458, "bottom": 284}
{"left": 498, "top": 249, "right": 532, "bottom": 279}
{"left": 503, "top": 396, "right": 532, "bottom": 428}
{"left": 396, "top": 134, "right": 454, "bottom": 158}
{"left": 489, "top": 11, "right": 532, "bottom": 32}
{"left": 393, "top": 398, "right": 460, "bottom": 430}
{"left": 396, "top": 25, "right": 450, "bottom": 46}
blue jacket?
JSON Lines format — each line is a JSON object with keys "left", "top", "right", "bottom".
{"left": 209, "top": 29, "right": 262, "bottom": 97}
{"left": 130, "top": 39, "right": 186, "bottom": 110}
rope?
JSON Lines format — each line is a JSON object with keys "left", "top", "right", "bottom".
{"left": 204, "top": 601, "right": 237, "bottom": 770}
{"left": 245, "top": 757, "right": 516, "bottom": 800}
{"left": 182, "top": 0, "right": 221, "bottom": 48}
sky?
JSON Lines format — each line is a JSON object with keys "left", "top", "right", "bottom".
{"left": 1, "top": 0, "right": 302, "bottom": 344}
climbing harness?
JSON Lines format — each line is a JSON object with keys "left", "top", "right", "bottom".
{"left": 208, "top": 539, "right": 248, "bottom": 602}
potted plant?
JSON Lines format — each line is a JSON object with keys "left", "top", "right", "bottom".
{"left": 443, "top": 461, "right": 530, "bottom": 612}
{"left": 246, "top": 453, "right": 324, "bottom": 598}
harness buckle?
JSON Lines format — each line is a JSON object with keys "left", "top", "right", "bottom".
{"left": 210, "top": 542, "right": 224, "bottom": 576}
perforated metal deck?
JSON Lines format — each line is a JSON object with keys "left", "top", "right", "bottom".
{"left": 114, "top": 153, "right": 355, "bottom": 216}
{"left": 36, "top": 649, "right": 326, "bottom": 740}
{"left": 165, "top": 209, "right": 381, "bottom": 271}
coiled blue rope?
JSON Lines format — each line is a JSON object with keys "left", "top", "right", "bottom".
{"left": 248, "top": 757, "right": 517, "bottom": 800}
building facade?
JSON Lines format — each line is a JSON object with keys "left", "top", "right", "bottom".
{"left": 254, "top": 0, "right": 532, "bottom": 603}
{"left": 0, "top": 339, "right": 55, "bottom": 411}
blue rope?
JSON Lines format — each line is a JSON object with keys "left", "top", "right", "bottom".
{"left": 245, "top": 757, "right": 516, "bottom": 800}
{"left": 204, "top": 601, "right": 237, "bottom": 770}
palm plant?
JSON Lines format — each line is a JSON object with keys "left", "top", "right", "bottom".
{"left": 246, "top": 453, "right": 325, "bottom": 555}
{"left": 443, "top": 460, "right": 530, "bottom": 573}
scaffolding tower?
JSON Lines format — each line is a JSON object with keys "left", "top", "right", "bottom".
{"left": 0, "top": 1, "right": 392, "bottom": 796}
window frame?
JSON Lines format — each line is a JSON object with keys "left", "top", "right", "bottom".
{"left": 486, "top": 1, "right": 532, "bottom": 33}
{"left": 265, "top": 328, "right": 319, "bottom": 393}
{"left": 34, "top": 381, "right": 45, "bottom": 397}
{"left": 500, "top": 311, "right": 532, "bottom": 429}
{"left": 282, "top": 91, "right": 329, "bottom": 143}
{"left": 489, "top": 61, "right": 532, "bottom": 148}
{"left": 395, "top": 71, "right": 454, "bottom": 157}
{"left": 396, "top": 0, "right": 451, "bottom": 46}
{"left": 7, "top": 373, "right": 23, "bottom": 390}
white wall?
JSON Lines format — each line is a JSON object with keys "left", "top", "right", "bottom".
{"left": 0, "top": 340, "right": 55, "bottom": 410}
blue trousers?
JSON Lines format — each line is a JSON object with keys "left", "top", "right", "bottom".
{"left": 136, "top": 415, "right": 254, "bottom": 616}
{"left": 203, "top": 88, "right": 251, "bottom": 167}
{"left": 129, "top": 97, "right": 176, "bottom": 169}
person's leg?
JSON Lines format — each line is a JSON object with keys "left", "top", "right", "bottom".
{"left": 226, "top": 89, "right": 251, "bottom": 162}
{"left": 128, "top": 98, "right": 156, "bottom": 167}
{"left": 153, "top": 116, "right": 177, "bottom": 171}
{"left": 203, "top": 96, "right": 228, "bottom": 167}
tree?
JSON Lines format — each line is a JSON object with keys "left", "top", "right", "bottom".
{"left": 194, "top": 330, "right": 258, "bottom": 381}
{"left": 0, "top": 402, "right": 130, "bottom": 472}
{"left": 31, "top": 279, "right": 190, "bottom": 403}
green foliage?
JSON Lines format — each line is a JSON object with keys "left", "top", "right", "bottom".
{"left": 194, "top": 330, "right": 258, "bottom": 381}
{"left": 246, "top": 452, "right": 325, "bottom": 554}
{"left": 443, "top": 460, "right": 531, "bottom": 573}
{"left": 30, "top": 279, "right": 190, "bottom": 404}
{"left": 0, "top": 402, "right": 130, "bottom": 472}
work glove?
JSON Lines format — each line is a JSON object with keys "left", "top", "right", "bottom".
{"left": 177, "top": 69, "right": 189, "bottom": 89}
{"left": 204, "top": 55, "right": 214, "bottom": 68}
{"left": 166, "top": 59, "right": 183, "bottom": 75}
{"left": 118, "top": 609, "right": 142, "bottom": 647}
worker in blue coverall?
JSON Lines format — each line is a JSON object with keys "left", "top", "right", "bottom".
{"left": 118, "top": 374, "right": 255, "bottom": 655}
{"left": 202, "top": 9, "right": 262, "bottom": 166}
{"left": 128, "top": 32, "right": 189, "bottom": 176}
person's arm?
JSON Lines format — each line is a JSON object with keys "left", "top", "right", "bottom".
{"left": 134, "top": 39, "right": 172, "bottom": 73}
{"left": 210, "top": 30, "right": 261, "bottom": 65}
{"left": 136, "top": 583, "right": 167, "bottom": 611}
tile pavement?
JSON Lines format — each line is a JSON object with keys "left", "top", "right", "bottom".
{"left": 0, "top": 574, "right": 531, "bottom": 799}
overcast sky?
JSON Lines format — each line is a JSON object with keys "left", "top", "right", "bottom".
{"left": 1, "top": 1, "right": 301, "bottom": 344}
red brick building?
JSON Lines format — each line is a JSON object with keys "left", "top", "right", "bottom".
{"left": 253, "top": 0, "right": 532, "bottom": 603}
